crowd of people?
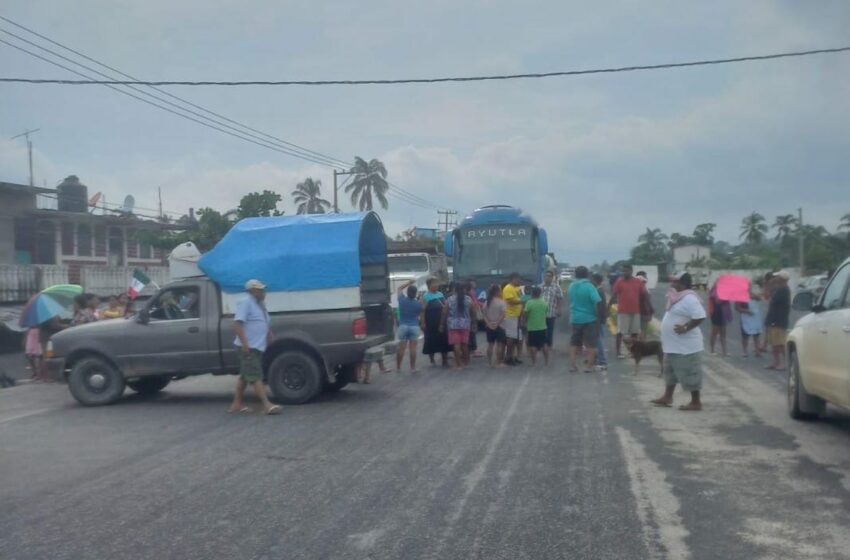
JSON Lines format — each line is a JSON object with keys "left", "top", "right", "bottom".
{"left": 24, "top": 292, "right": 134, "bottom": 383}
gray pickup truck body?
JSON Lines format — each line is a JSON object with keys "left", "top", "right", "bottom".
{"left": 46, "top": 277, "right": 393, "bottom": 406}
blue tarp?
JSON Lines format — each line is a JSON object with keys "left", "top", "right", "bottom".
{"left": 199, "top": 212, "right": 387, "bottom": 294}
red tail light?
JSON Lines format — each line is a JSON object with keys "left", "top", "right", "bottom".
{"left": 352, "top": 317, "right": 368, "bottom": 340}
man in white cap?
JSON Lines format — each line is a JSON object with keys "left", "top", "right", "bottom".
{"left": 765, "top": 270, "right": 791, "bottom": 370}
{"left": 651, "top": 272, "right": 706, "bottom": 411}
{"left": 229, "top": 279, "right": 282, "bottom": 415}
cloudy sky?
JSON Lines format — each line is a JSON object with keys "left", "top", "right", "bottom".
{"left": 1, "top": 1, "right": 849, "bottom": 264}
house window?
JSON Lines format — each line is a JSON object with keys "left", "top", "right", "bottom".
{"left": 108, "top": 227, "right": 124, "bottom": 266}
{"left": 139, "top": 236, "right": 152, "bottom": 259}
{"left": 77, "top": 224, "right": 92, "bottom": 257}
{"left": 94, "top": 225, "right": 106, "bottom": 257}
{"left": 126, "top": 228, "right": 138, "bottom": 259}
{"left": 35, "top": 221, "right": 56, "bottom": 265}
{"left": 61, "top": 222, "right": 75, "bottom": 255}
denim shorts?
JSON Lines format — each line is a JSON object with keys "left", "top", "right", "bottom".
{"left": 398, "top": 324, "right": 421, "bottom": 341}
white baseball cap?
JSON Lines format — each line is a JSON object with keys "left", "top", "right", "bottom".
{"left": 245, "top": 279, "right": 267, "bottom": 291}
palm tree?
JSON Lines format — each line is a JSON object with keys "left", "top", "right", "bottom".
{"left": 839, "top": 213, "right": 850, "bottom": 237}
{"left": 739, "top": 212, "right": 768, "bottom": 246}
{"left": 291, "top": 178, "right": 331, "bottom": 214}
{"left": 637, "top": 227, "right": 668, "bottom": 253}
{"left": 345, "top": 156, "right": 389, "bottom": 211}
{"left": 772, "top": 214, "right": 798, "bottom": 241}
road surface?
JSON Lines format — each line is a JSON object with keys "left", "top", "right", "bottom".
{"left": 1, "top": 292, "right": 849, "bottom": 559}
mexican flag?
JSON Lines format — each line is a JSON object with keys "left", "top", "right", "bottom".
{"left": 128, "top": 269, "right": 151, "bottom": 299}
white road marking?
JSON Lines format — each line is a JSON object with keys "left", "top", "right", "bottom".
{"left": 448, "top": 371, "right": 532, "bottom": 525}
{"left": 0, "top": 408, "right": 52, "bottom": 425}
{"left": 615, "top": 426, "right": 692, "bottom": 560}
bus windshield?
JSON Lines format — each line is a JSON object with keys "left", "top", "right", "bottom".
{"left": 456, "top": 230, "right": 537, "bottom": 278}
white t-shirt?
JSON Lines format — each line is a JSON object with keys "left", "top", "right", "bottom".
{"left": 233, "top": 295, "right": 271, "bottom": 352}
{"left": 661, "top": 293, "right": 706, "bottom": 355}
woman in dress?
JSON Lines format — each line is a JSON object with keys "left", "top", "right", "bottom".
{"left": 421, "top": 277, "right": 449, "bottom": 367}
{"left": 737, "top": 289, "right": 764, "bottom": 358}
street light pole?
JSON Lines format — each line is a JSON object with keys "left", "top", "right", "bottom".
{"left": 798, "top": 207, "right": 804, "bottom": 274}
{"left": 333, "top": 169, "right": 353, "bottom": 213}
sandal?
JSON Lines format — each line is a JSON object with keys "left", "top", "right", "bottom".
{"left": 265, "top": 405, "right": 282, "bottom": 415}
{"left": 228, "top": 406, "right": 251, "bottom": 414}
{"left": 650, "top": 399, "right": 672, "bottom": 408}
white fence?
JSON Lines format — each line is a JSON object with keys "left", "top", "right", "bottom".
{"left": 0, "top": 265, "right": 167, "bottom": 302}
{"left": 0, "top": 265, "right": 69, "bottom": 302}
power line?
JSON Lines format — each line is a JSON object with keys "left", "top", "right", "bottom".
{"left": 1, "top": 46, "right": 848, "bottom": 87}
{"left": 0, "top": 17, "right": 455, "bottom": 213}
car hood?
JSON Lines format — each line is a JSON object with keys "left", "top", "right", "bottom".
{"left": 52, "top": 317, "right": 134, "bottom": 343}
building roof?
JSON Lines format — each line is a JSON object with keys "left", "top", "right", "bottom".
{"left": 0, "top": 181, "right": 56, "bottom": 195}
{"left": 25, "top": 208, "right": 181, "bottom": 229}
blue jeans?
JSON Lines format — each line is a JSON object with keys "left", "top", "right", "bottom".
{"left": 596, "top": 328, "right": 607, "bottom": 366}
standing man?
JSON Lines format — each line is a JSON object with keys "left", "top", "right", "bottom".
{"left": 765, "top": 270, "right": 791, "bottom": 371}
{"left": 229, "top": 279, "right": 282, "bottom": 415}
{"left": 567, "top": 266, "right": 601, "bottom": 373}
{"left": 652, "top": 272, "right": 706, "bottom": 411}
{"left": 635, "top": 271, "right": 655, "bottom": 341}
{"left": 502, "top": 273, "right": 524, "bottom": 366}
{"left": 610, "top": 264, "right": 648, "bottom": 359}
{"left": 540, "top": 270, "right": 564, "bottom": 352}
{"left": 591, "top": 273, "right": 609, "bottom": 371}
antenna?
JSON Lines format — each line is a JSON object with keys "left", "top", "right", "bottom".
{"left": 10, "top": 128, "right": 40, "bottom": 186}
{"left": 121, "top": 195, "right": 136, "bottom": 215}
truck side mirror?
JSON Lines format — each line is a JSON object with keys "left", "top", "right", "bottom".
{"left": 137, "top": 308, "right": 150, "bottom": 324}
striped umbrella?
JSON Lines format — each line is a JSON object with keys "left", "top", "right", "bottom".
{"left": 18, "top": 284, "right": 83, "bottom": 328}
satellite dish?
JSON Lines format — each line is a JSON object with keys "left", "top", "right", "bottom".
{"left": 121, "top": 195, "right": 135, "bottom": 214}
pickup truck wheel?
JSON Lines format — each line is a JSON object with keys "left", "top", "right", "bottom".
{"left": 68, "top": 357, "right": 126, "bottom": 406}
{"left": 267, "top": 351, "right": 322, "bottom": 404}
{"left": 325, "top": 365, "right": 356, "bottom": 393}
{"left": 787, "top": 350, "right": 824, "bottom": 420}
{"left": 127, "top": 376, "right": 171, "bottom": 395}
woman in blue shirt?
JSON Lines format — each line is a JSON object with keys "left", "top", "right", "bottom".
{"left": 396, "top": 280, "right": 424, "bottom": 372}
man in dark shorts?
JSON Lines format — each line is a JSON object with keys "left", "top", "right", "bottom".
{"left": 229, "top": 279, "right": 282, "bottom": 415}
{"left": 567, "top": 266, "right": 601, "bottom": 373}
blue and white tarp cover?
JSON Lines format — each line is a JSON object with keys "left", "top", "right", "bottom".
{"left": 199, "top": 212, "right": 386, "bottom": 294}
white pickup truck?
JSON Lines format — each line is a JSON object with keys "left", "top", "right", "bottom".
{"left": 388, "top": 253, "right": 449, "bottom": 304}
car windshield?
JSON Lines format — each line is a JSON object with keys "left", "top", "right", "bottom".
{"left": 456, "top": 231, "right": 537, "bottom": 278}
{"left": 388, "top": 255, "right": 429, "bottom": 273}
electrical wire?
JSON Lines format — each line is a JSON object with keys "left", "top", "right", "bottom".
{"left": 0, "top": 17, "right": 456, "bottom": 212}
{"left": 2, "top": 46, "right": 847, "bottom": 86}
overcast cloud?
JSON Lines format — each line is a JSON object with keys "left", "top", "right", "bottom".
{"left": 1, "top": 1, "right": 849, "bottom": 264}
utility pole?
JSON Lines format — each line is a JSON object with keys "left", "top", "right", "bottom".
{"left": 437, "top": 210, "right": 458, "bottom": 232}
{"left": 11, "top": 128, "right": 40, "bottom": 186}
{"left": 333, "top": 169, "right": 353, "bottom": 213}
{"left": 158, "top": 187, "right": 163, "bottom": 221}
{"left": 798, "top": 207, "right": 804, "bottom": 274}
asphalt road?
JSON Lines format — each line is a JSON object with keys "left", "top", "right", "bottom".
{"left": 1, "top": 289, "right": 849, "bottom": 560}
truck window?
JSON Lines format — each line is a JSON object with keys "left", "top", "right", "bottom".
{"left": 149, "top": 287, "right": 201, "bottom": 321}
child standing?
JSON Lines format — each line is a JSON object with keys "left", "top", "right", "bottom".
{"left": 523, "top": 287, "right": 549, "bottom": 366}
{"left": 737, "top": 291, "right": 764, "bottom": 358}
{"left": 24, "top": 327, "right": 42, "bottom": 381}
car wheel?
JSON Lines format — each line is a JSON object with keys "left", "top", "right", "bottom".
{"left": 787, "top": 350, "right": 824, "bottom": 420}
{"left": 267, "top": 351, "right": 323, "bottom": 404}
{"left": 68, "top": 356, "right": 126, "bottom": 406}
{"left": 324, "top": 364, "right": 356, "bottom": 393}
{"left": 127, "top": 376, "right": 171, "bottom": 395}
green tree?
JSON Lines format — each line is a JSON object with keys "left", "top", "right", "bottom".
{"left": 691, "top": 223, "right": 716, "bottom": 245}
{"left": 632, "top": 227, "right": 669, "bottom": 263}
{"left": 236, "top": 190, "right": 283, "bottom": 220}
{"left": 772, "top": 214, "right": 798, "bottom": 242}
{"left": 345, "top": 156, "right": 389, "bottom": 211}
{"left": 292, "top": 178, "right": 331, "bottom": 214}
{"left": 668, "top": 232, "right": 693, "bottom": 249}
{"left": 140, "top": 207, "right": 235, "bottom": 253}
{"left": 839, "top": 213, "right": 850, "bottom": 239}
{"left": 739, "top": 212, "right": 768, "bottom": 246}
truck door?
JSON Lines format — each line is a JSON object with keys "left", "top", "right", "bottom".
{"left": 130, "top": 284, "right": 216, "bottom": 376}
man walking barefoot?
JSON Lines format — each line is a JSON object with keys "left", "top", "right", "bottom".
{"left": 652, "top": 272, "right": 706, "bottom": 411}
{"left": 229, "top": 279, "right": 282, "bottom": 415}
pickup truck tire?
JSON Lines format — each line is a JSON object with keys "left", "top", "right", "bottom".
{"left": 267, "top": 351, "right": 323, "bottom": 404}
{"left": 787, "top": 350, "right": 825, "bottom": 420}
{"left": 127, "top": 376, "right": 171, "bottom": 395}
{"left": 68, "top": 356, "right": 126, "bottom": 406}
{"left": 325, "top": 365, "right": 356, "bottom": 393}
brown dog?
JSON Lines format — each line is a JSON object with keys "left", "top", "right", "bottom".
{"left": 625, "top": 339, "right": 664, "bottom": 376}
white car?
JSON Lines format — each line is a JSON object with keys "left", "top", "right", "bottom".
{"left": 786, "top": 257, "right": 850, "bottom": 419}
